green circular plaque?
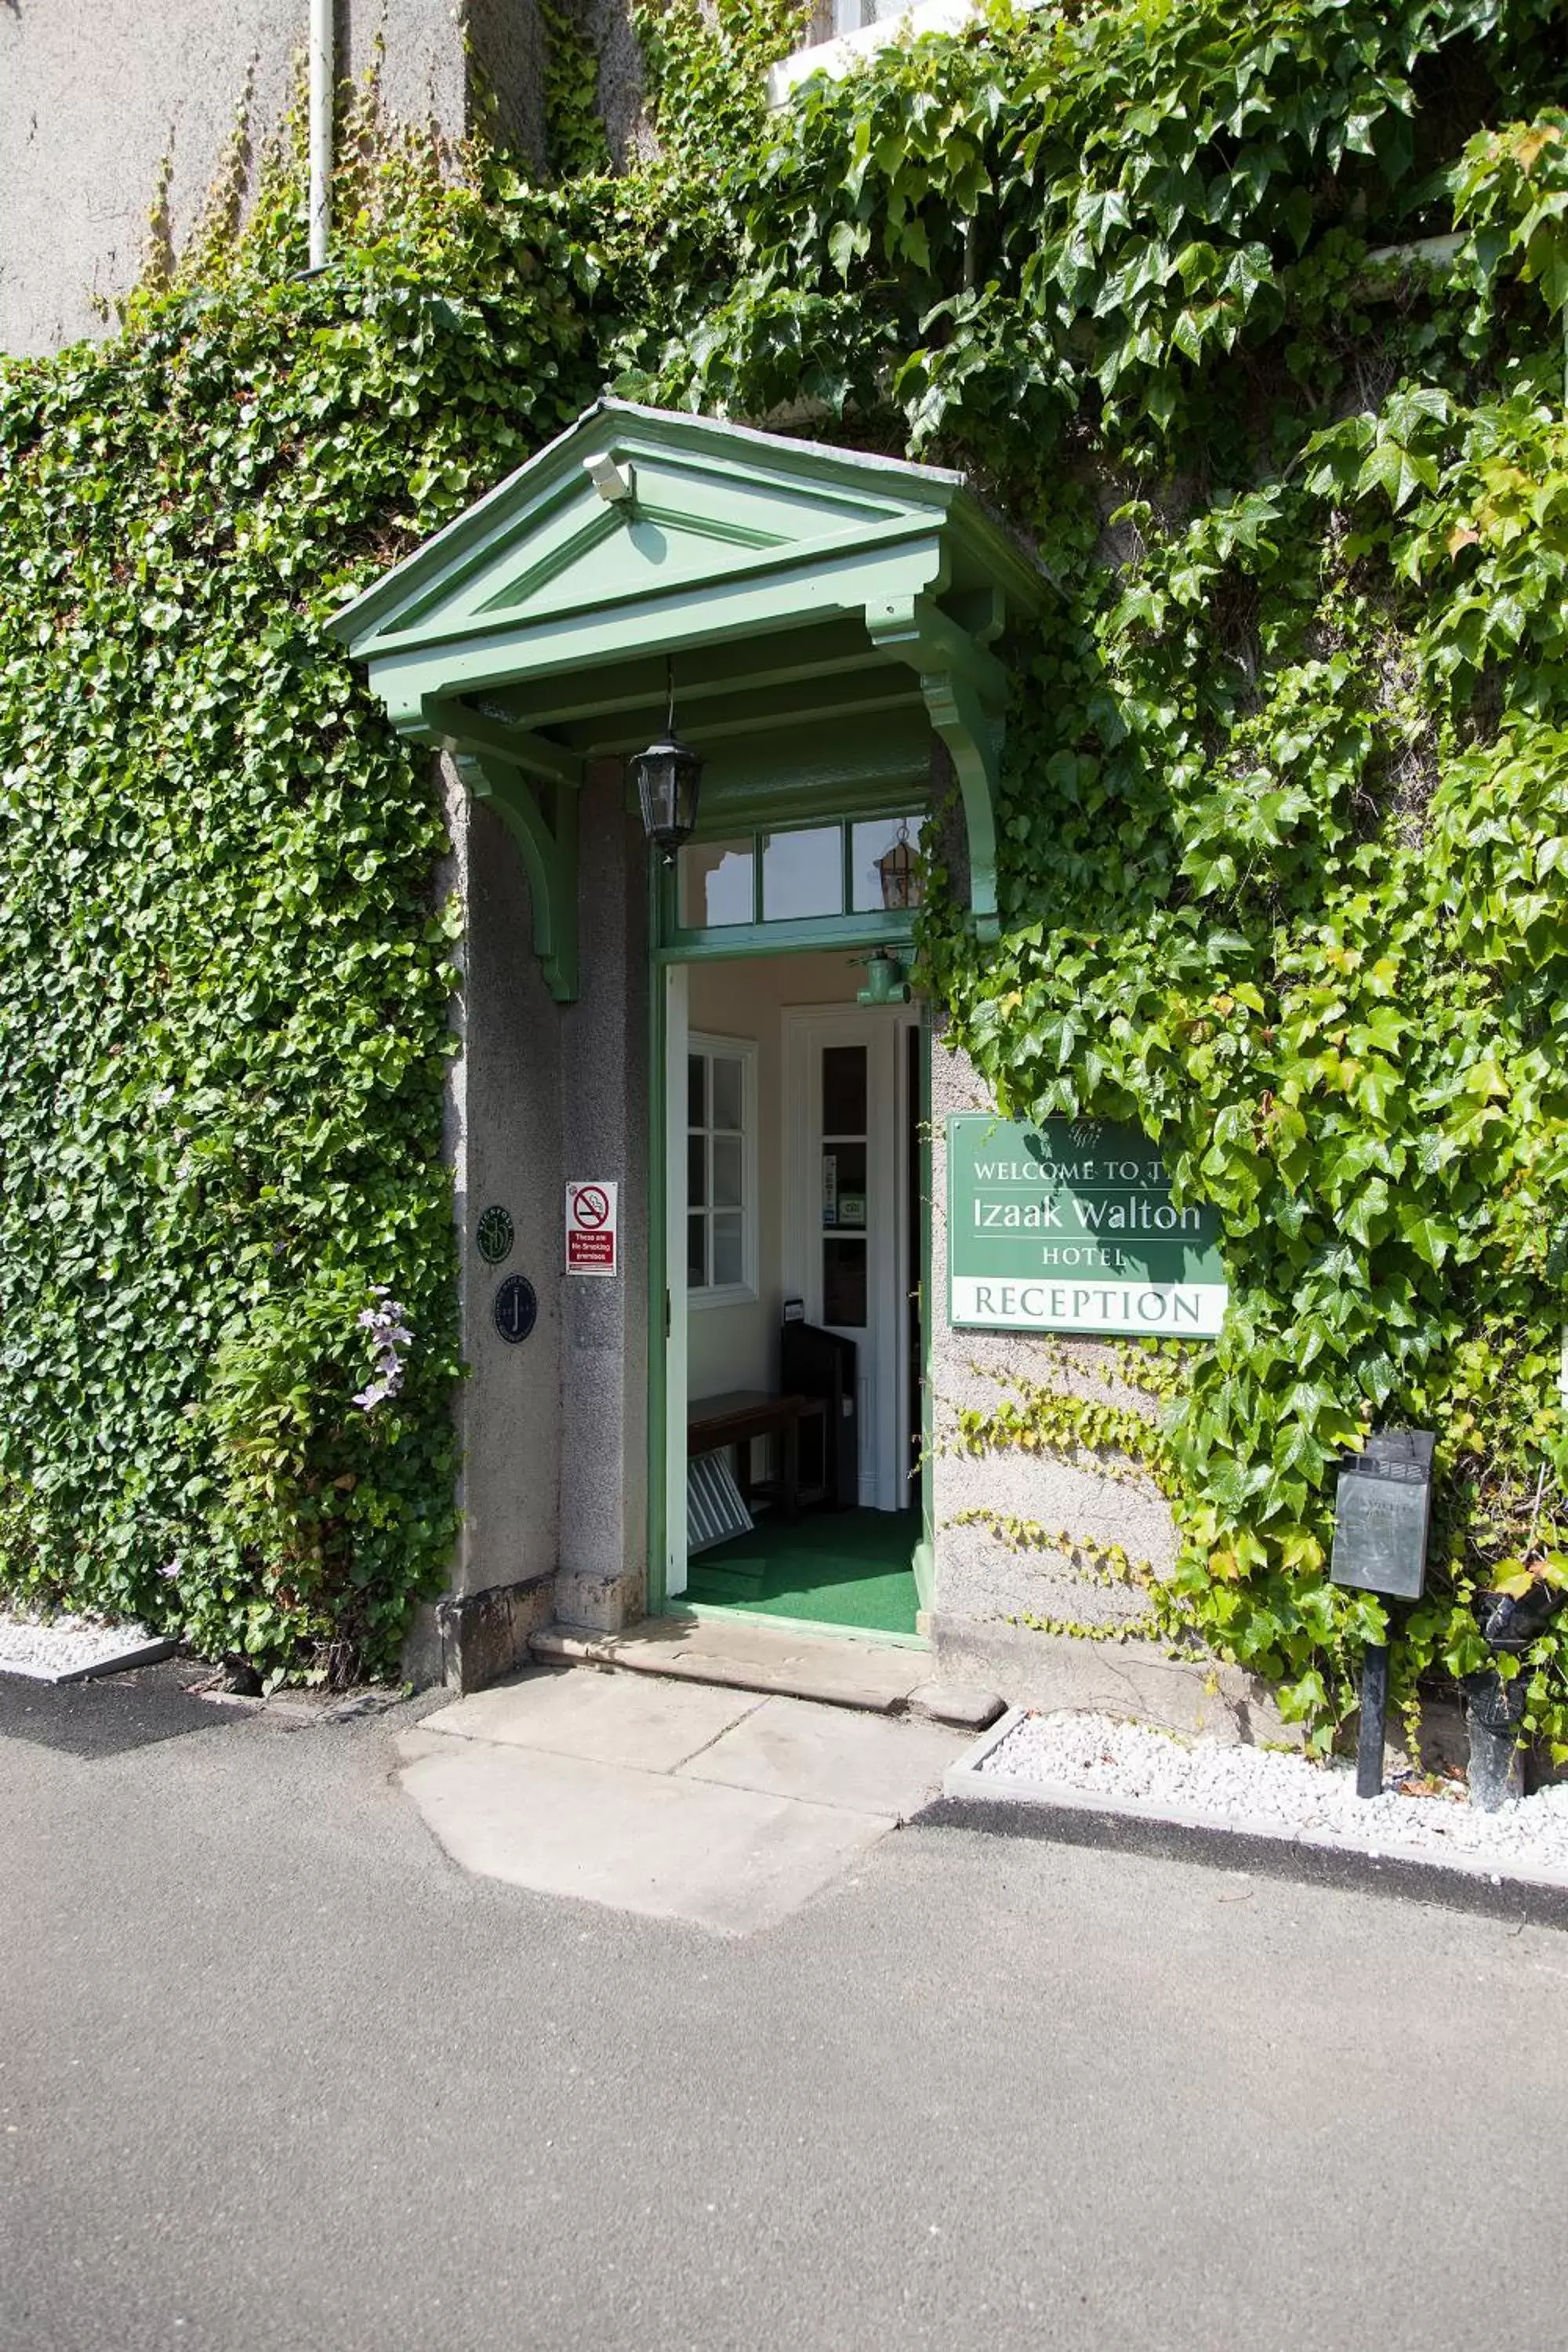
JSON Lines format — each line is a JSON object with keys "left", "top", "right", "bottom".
{"left": 476, "top": 1204, "right": 514, "bottom": 1265}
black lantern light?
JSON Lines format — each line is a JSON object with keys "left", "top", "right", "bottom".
{"left": 632, "top": 662, "right": 703, "bottom": 860}
{"left": 877, "top": 817, "right": 921, "bottom": 911}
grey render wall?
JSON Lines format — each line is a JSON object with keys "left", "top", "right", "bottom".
{"left": 926, "top": 1024, "right": 1178, "bottom": 1629}
{"left": 443, "top": 768, "right": 564, "bottom": 1613}
{"left": 554, "top": 761, "right": 652, "bottom": 1632}
{"left": 925, "top": 1023, "right": 1295, "bottom": 1740}
{"left": 426, "top": 760, "right": 652, "bottom": 1669}
{"left": 0, "top": 0, "right": 546, "bottom": 358}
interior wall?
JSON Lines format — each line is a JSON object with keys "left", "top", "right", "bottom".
{"left": 685, "top": 950, "right": 859, "bottom": 1404}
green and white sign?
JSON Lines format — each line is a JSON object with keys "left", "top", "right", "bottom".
{"left": 947, "top": 1115, "right": 1226, "bottom": 1338}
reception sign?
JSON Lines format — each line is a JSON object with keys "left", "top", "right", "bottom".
{"left": 946, "top": 1115, "right": 1225, "bottom": 1338}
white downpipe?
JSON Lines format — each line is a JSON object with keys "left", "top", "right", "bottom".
{"left": 307, "top": 0, "right": 333, "bottom": 270}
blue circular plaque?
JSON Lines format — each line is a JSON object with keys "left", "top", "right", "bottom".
{"left": 493, "top": 1274, "right": 537, "bottom": 1345}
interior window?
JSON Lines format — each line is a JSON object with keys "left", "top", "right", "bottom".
{"left": 687, "top": 1036, "right": 756, "bottom": 1301}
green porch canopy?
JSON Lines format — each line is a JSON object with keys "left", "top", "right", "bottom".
{"left": 329, "top": 400, "right": 1046, "bottom": 999}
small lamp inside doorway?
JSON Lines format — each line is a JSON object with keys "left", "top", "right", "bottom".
{"left": 631, "top": 662, "right": 704, "bottom": 861}
{"left": 876, "top": 818, "right": 921, "bottom": 912}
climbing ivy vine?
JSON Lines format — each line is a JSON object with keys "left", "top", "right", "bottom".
{"left": 5, "top": 0, "right": 1568, "bottom": 1729}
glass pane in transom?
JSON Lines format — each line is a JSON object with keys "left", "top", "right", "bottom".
{"left": 851, "top": 813, "right": 924, "bottom": 912}
{"left": 680, "top": 839, "right": 754, "bottom": 927}
{"left": 761, "top": 826, "right": 843, "bottom": 920}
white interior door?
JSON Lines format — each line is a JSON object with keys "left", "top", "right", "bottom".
{"left": 663, "top": 965, "right": 689, "bottom": 1598}
{"left": 784, "top": 1005, "right": 915, "bottom": 1512}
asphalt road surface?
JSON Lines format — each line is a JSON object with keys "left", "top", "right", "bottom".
{"left": 5, "top": 1662, "right": 1567, "bottom": 2352}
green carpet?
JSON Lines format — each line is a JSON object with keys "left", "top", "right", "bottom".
{"left": 685, "top": 1508, "right": 920, "bottom": 1635}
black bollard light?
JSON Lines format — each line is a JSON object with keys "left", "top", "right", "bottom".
{"left": 1330, "top": 1431, "right": 1435, "bottom": 1799}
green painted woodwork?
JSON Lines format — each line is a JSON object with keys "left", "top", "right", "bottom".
{"left": 332, "top": 400, "right": 1045, "bottom": 996}
{"left": 459, "top": 753, "right": 580, "bottom": 1002}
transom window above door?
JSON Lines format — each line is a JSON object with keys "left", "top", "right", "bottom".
{"left": 678, "top": 813, "right": 925, "bottom": 933}
{"left": 687, "top": 1035, "right": 758, "bottom": 1306}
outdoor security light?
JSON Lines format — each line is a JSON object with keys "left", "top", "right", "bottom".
{"left": 631, "top": 666, "right": 703, "bottom": 860}
{"left": 877, "top": 819, "right": 921, "bottom": 911}
{"left": 583, "top": 452, "right": 636, "bottom": 506}
{"left": 856, "top": 949, "right": 911, "bottom": 1006}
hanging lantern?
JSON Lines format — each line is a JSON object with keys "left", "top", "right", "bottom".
{"left": 631, "top": 663, "right": 703, "bottom": 860}
{"left": 877, "top": 818, "right": 920, "bottom": 911}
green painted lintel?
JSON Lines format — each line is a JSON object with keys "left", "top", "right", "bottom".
{"left": 459, "top": 752, "right": 579, "bottom": 1001}
{"left": 655, "top": 908, "right": 915, "bottom": 963}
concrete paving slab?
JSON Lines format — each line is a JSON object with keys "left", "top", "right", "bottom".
{"left": 419, "top": 1666, "right": 764, "bottom": 1772}
{"left": 530, "top": 1614, "right": 926, "bottom": 1711}
{"left": 395, "top": 1735, "right": 891, "bottom": 1936}
{"left": 680, "top": 1694, "right": 969, "bottom": 1818}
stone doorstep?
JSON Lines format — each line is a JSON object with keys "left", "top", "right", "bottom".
{"left": 529, "top": 1616, "right": 1004, "bottom": 1729}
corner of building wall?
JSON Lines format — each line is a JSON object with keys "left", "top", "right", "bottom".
{"left": 441, "top": 755, "right": 566, "bottom": 1618}
{"left": 926, "top": 1023, "right": 1217, "bottom": 1714}
{"left": 400, "top": 1570, "right": 559, "bottom": 1693}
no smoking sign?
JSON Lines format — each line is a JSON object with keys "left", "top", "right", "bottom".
{"left": 565, "top": 1179, "right": 619, "bottom": 1276}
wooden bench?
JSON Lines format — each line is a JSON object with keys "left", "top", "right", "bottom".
{"left": 686, "top": 1389, "right": 829, "bottom": 1523}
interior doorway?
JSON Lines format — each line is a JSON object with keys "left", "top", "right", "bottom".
{"left": 660, "top": 950, "right": 924, "bottom": 1638}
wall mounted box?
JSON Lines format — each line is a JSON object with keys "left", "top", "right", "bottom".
{"left": 1330, "top": 1429, "right": 1436, "bottom": 1601}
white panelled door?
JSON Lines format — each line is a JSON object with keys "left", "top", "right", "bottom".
{"left": 783, "top": 1004, "right": 916, "bottom": 1512}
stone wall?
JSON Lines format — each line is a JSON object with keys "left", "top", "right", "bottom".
{"left": 412, "top": 757, "right": 651, "bottom": 1687}
{"left": 925, "top": 1025, "right": 1294, "bottom": 1743}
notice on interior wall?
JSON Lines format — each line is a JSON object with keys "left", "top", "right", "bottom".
{"left": 565, "top": 1180, "right": 619, "bottom": 1276}
{"left": 946, "top": 1115, "right": 1225, "bottom": 1338}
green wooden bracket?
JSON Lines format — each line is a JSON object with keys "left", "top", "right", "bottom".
{"left": 458, "top": 751, "right": 580, "bottom": 1002}
{"left": 424, "top": 695, "right": 584, "bottom": 789}
{"left": 920, "top": 670, "right": 1002, "bottom": 939}
{"left": 866, "top": 596, "right": 1005, "bottom": 938}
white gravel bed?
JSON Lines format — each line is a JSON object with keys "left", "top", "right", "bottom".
{"left": 0, "top": 1607, "right": 175, "bottom": 1683}
{"left": 967, "top": 1707, "right": 1568, "bottom": 1886}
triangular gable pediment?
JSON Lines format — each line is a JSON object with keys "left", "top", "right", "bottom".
{"left": 328, "top": 400, "right": 1005, "bottom": 665}
{"left": 331, "top": 400, "right": 1051, "bottom": 987}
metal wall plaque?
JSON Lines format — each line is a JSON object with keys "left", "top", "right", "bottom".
{"left": 947, "top": 1114, "right": 1226, "bottom": 1338}
{"left": 493, "top": 1274, "right": 537, "bottom": 1345}
{"left": 477, "top": 1205, "right": 514, "bottom": 1265}
{"left": 1330, "top": 1430, "right": 1435, "bottom": 1600}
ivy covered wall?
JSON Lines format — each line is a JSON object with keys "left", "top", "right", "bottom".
{"left": 5, "top": 0, "right": 1568, "bottom": 1730}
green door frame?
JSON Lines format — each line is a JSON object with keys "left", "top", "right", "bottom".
{"left": 644, "top": 891, "right": 935, "bottom": 1638}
